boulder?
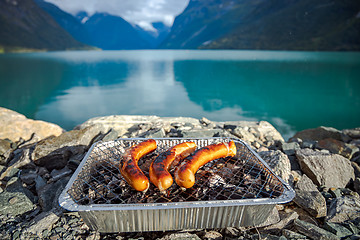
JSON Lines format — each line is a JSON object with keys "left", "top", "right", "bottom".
{"left": 316, "top": 138, "right": 359, "bottom": 159}
{"left": 281, "top": 142, "right": 300, "bottom": 156}
{"left": 292, "top": 126, "right": 344, "bottom": 142}
{"left": 293, "top": 175, "right": 327, "bottom": 218}
{"left": 323, "top": 222, "right": 353, "bottom": 238}
{"left": 0, "top": 107, "right": 64, "bottom": 142}
{"left": 31, "top": 126, "right": 102, "bottom": 170}
{"left": 295, "top": 148, "right": 354, "bottom": 188}
{"left": 326, "top": 196, "right": 360, "bottom": 223}
{"left": 0, "top": 139, "right": 14, "bottom": 165}
{"left": 38, "top": 177, "right": 70, "bottom": 212}
{"left": 258, "top": 150, "right": 291, "bottom": 183}
{"left": 343, "top": 128, "right": 360, "bottom": 139}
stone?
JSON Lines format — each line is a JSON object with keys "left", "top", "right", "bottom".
{"left": 0, "top": 138, "right": 14, "bottom": 165}
{"left": 158, "top": 232, "right": 201, "bottom": 240}
{"left": 343, "top": 128, "right": 360, "bottom": 139}
{"left": 324, "top": 222, "right": 353, "bottom": 238}
{"left": 223, "top": 227, "right": 241, "bottom": 237}
{"left": 316, "top": 138, "right": 359, "bottom": 159}
{"left": 296, "top": 148, "right": 355, "bottom": 188}
{"left": 258, "top": 150, "right": 291, "bottom": 183}
{"left": 292, "top": 126, "right": 344, "bottom": 142}
{"left": 281, "top": 142, "right": 300, "bottom": 155}
{"left": 19, "top": 169, "right": 38, "bottom": 185}
{"left": 294, "top": 219, "right": 338, "bottom": 240}
{"left": 50, "top": 166, "right": 72, "bottom": 182}
{"left": 0, "top": 107, "right": 64, "bottom": 142}
{"left": 31, "top": 126, "right": 102, "bottom": 170}
{"left": 256, "top": 206, "right": 281, "bottom": 228}
{"left": 6, "top": 148, "right": 32, "bottom": 170}
{"left": 352, "top": 162, "right": 360, "bottom": 178}
{"left": 282, "top": 229, "right": 307, "bottom": 239}
{"left": 343, "top": 221, "right": 360, "bottom": 234}
{"left": 302, "top": 140, "right": 316, "bottom": 149}
{"left": 0, "top": 190, "right": 35, "bottom": 216}
{"left": 180, "top": 129, "right": 229, "bottom": 138}
{"left": 293, "top": 174, "right": 327, "bottom": 218}
{"left": 24, "top": 210, "right": 61, "bottom": 237}
{"left": 250, "top": 234, "right": 287, "bottom": 240}
{"left": 141, "top": 128, "right": 166, "bottom": 138}
{"left": 263, "top": 211, "right": 299, "bottom": 232}
{"left": 354, "top": 178, "right": 360, "bottom": 194}
{"left": 326, "top": 196, "right": 360, "bottom": 223}
{"left": 201, "top": 231, "right": 222, "bottom": 240}
{"left": 38, "top": 177, "right": 70, "bottom": 212}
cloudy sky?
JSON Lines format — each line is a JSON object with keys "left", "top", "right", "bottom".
{"left": 44, "top": 0, "right": 189, "bottom": 30}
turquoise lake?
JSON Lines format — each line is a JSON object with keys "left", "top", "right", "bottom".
{"left": 0, "top": 50, "right": 359, "bottom": 139}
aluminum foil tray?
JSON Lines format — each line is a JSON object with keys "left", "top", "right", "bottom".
{"left": 59, "top": 137, "right": 295, "bottom": 232}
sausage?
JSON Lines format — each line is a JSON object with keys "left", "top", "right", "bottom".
{"left": 120, "top": 139, "right": 157, "bottom": 192}
{"left": 149, "top": 142, "right": 197, "bottom": 191}
{"left": 174, "top": 141, "right": 237, "bottom": 189}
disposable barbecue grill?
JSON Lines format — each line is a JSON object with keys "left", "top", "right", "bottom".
{"left": 59, "top": 137, "right": 295, "bottom": 232}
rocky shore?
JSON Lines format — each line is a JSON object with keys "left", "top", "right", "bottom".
{"left": 0, "top": 107, "right": 359, "bottom": 240}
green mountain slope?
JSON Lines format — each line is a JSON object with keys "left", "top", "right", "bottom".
{"left": 0, "top": 0, "right": 89, "bottom": 52}
{"left": 161, "top": 0, "right": 360, "bottom": 51}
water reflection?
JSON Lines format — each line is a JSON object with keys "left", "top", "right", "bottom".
{"left": 1, "top": 50, "right": 359, "bottom": 139}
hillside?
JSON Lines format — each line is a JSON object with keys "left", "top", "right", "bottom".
{"left": 0, "top": 0, "right": 89, "bottom": 52}
{"left": 161, "top": 0, "right": 360, "bottom": 51}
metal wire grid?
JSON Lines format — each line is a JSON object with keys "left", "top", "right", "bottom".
{"left": 67, "top": 139, "right": 285, "bottom": 205}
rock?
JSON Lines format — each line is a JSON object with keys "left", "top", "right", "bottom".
{"left": 180, "top": 129, "right": 229, "bottom": 138}
{"left": 141, "top": 128, "right": 166, "bottom": 138}
{"left": 250, "top": 234, "right": 287, "bottom": 240}
{"left": 295, "top": 148, "right": 355, "bottom": 188}
{"left": 256, "top": 206, "right": 281, "bottom": 228}
{"left": 258, "top": 150, "right": 291, "bottom": 183}
{"left": 294, "top": 219, "right": 339, "bottom": 240}
{"left": 293, "top": 175, "right": 327, "bottom": 218}
{"left": 354, "top": 178, "right": 360, "bottom": 194}
{"left": 223, "top": 227, "right": 241, "bottom": 237}
{"left": 0, "top": 138, "right": 14, "bottom": 165}
{"left": 316, "top": 138, "right": 359, "bottom": 159}
{"left": 31, "top": 126, "right": 102, "bottom": 170}
{"left": 323, "top": 222, "right": 353, "bottom": 238}
{"left": 352, "top": 162, "right": 360, "bottom": 178}
{"left": 50, "top": 166, "right": 72, "bottom": 182}
{"left": 38, "top": 177, "right": 70, "bottom": 212}
{"left": 263, "top": 211, "right": 299, "bottom": 233}
{"left": 302, "top": 140, "right": 316, "bottom": 149}
{"left": 201, "top": 231, "right": 222, "bottom": 240}
{"left": 19, "top": 169, "right": 38, "bottom": 184}
{"left": 0, "top": 189, "right": 36, "bottom": 216}
{"left": 24, "top": 209, "right": 61, "bottom": 237}
{"left": 0, "top": 107, "right": 64, "bottom": 142}
{"left": 158, "top": 232, "right": 201, "bottom": 240}
{"left": 282, "top": 229, "right": 307, "bottom": 239}
{"left": 326, "top": 196, "right": 360, "bottom": 223}
{"left": 343, "top": 128, "right": 360, "bottom": 139}
{"left": 281, "top": 142, "right": 300, "bottom": 155}
{"left": 292, "top": 126, "right": 344, "bottom": 142}
{"left": 6, "top": 147, "right": 32, "bottom": 170}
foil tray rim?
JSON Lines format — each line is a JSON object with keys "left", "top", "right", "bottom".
{"left": 59, "top": 137, "right": 295, "bottom": 212}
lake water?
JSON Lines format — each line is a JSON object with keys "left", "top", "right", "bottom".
{"left": 1, "top": 50, "right": 359, "bottom": 139}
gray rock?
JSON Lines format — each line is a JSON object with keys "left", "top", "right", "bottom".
{"left": 302, "top": 140, "right": 316, "bottom": 149}
{"left": 292, "top": 126, "right": 344, "bottom": 142}
{"left": 142, "top": 128, "right": 166, "bottom": 138}
{"left": 354, "top": 178, "right": 360, "bottom": 194}
{"left": 293, "top": 175, "right": 327, "bottom": 218}
{"left": 0, "top": 138, "right": 14, "bottom": 165}
{"left": 324, "top": 222, "right": 353, "bottom": 238}
{"left": 282, "top": 229, "right": 307, "bottom": 239}
{"left": 263, "top": 211, "right": 299, "bottom": 232}
{"left": 6, "top": 148, "right": 32, "bottom": 170}
{"left": 316, "top": 138, "right": 359, "bottom": 159}
{"left": 19, "top": 169, "right": 38, "bottom": 184}
{"left": 294, "top": 219, "right": 339, "bottom": 240}
{"left": 343, "top": 221, "right": 360, "bottom": 234}
{"left": 38, "top": 177, "right": 70, "bottom": 212}
{"left": 0, "top": 189, "right": 36, "bottom": 216}
{"left": 349, "top": 235, "right": 360, "bottom": 240}
{"left": 50, "top": 166, "right": 72, "bottom": 182}
{"left": 35, "top": 175, "right": 47, "bottom": 192}
{"left": 326, "top": 196, "right": 360, "bottom": 223}
{"left": 24, "top": 209, "right": 61, "bottom": 237}
{"left": 281, "top": 142, "right": 300, "bottom": 155}
{"left": 352, "top": 162, "right": 360, "bottom": 178}
{"left": 158, "top": 232, "right": 201, "bottom": 240}
{"left": 201, "top": 231, "right": 222, "bottom": 240}
{"left": 258, "top": 150, "right": 291, "bottom": 183}
{"left": 343, "top": 128, "right": 360, "bottom": 139}
{"left": 180, "top": 129, "right": 230, "bottom": 138}
{"left": 31, "top": 126, "right": 102, "bottom": 170}
{"left": 256, "top": 206, "right": 281, "bottom": 228}
{"left": 250, "top": 233, "right": 287, "bottom": 240}
{"left": 295, "top": 148, "right": 355, "bottom": 188}
{"left": 223, "top": 227, "right": 241, "bottom": 237}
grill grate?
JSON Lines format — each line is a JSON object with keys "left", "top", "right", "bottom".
{"left": 67, "top": 138, "right": 285, "bottom": 205}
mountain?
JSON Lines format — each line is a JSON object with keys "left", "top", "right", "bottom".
{"left": 161, "top": 0, "right": 360, "bottom": 51}
{"left": 0, "top": 0, "right": 89, "bottom": 52}
{"left": 34, "top": 0, "right": 90, "bottom": 44}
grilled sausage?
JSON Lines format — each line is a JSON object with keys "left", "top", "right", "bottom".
{"left": 120, "top": 139, "right": 157, "bottom": 192}
{"left": 174, "top": 141, "right": 236, "bottom": 189}
{"left": 150, "top": 142, "right": 197, "bottom": 191}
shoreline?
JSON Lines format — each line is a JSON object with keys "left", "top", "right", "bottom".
{"left": 0, "top": 107, "right": 359, "bottom": 239}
